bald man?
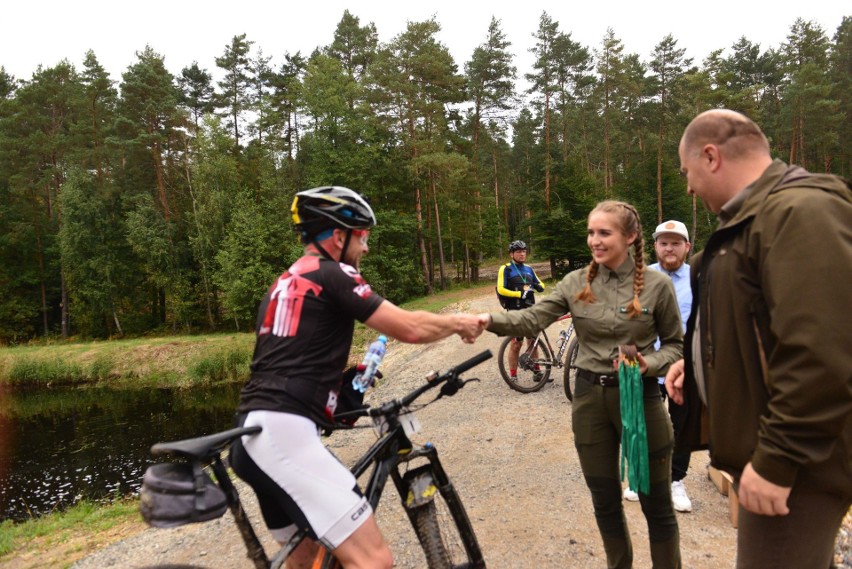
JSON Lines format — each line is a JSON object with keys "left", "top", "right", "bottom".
{"left": 665, "top": 109, "right": 852, "bottom": 568}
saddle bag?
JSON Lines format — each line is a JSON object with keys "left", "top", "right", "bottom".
{"left": 139, "top": 461, "right": 227, "bottom": 528}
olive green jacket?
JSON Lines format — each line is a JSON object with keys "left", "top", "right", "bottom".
{"left": 489, "top": 257, "right": 683, "bottom": 377}
{"left": 680, "top": 159, "right": 852, "bottom": 496}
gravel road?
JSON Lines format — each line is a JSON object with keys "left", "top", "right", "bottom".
{"left": 67, "top": 289, "right": 848, "bottom": 569}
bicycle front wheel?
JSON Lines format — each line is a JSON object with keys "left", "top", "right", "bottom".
{"left": 410, "top": 494, "right": 483, "bottom": 569}
{"left": 497, "top": 335, "right": 552, "bottom": 393}
{"left": 563, "top": 336, "right": 579, "bottom": 402}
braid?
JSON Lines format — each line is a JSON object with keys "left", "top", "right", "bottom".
{"left": 622, "top": 203, "right": 645, "bottom": 319}
{"left": 574, "top": 261, "right": 599, "bottom": 304}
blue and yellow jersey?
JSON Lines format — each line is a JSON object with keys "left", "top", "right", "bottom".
{"left": 497, "top": 262, "right": 544, "bottom": 310}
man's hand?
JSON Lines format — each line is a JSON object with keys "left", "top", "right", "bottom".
{"left": 457, "top": 313, "right": 488, "bottom": 344}
{"left": 665, "top": 359, "right": 685, "bottom": 404}
{"left": 738, "top": 462, "right": 791, "bottom": 516}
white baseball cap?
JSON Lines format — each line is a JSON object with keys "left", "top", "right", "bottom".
{"left": 653, "top": 220, "right": 689, "bottom": 241}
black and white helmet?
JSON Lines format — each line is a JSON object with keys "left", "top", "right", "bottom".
{"left": 508, "top": 240, "right": 527, "bottom": 252}
{"left": 291, "top": 186, "right": 376, "bottom": 241}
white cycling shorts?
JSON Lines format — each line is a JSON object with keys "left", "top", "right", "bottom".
{"left": 241, "top": 410, "right": 372, "bottom": 549}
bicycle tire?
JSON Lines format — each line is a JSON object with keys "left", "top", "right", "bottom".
{"left": 410, "top": 495, "right": 481, "bottom": 569}
{"left": 562, "top": 336, "right": 579, "bottom": 402}
{"left": 497, "top": 335, "right": 552, "bottom": 393}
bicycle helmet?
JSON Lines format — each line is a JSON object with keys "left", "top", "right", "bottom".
{"left": 291, "top": 186, "right": 376, "bottom": 242}
{"left": 508, "top": 240, "right": 527, "bottom": 252}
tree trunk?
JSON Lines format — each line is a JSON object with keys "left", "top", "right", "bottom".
{"left": 184, "top": 155, "right": 216, "bottom": 329}
{"left": 544, "top": 91, "right": 551, "bottom": 209}
{"left": 60, "top": 272, "right": 69, "bottom": 338}
{"left": 691, "top": 195, "right": 697, "bottom": 249}
{"left": 415, "top": 186, "right": 432, "bottom": 295}
{"left": 432, "top": 174, "right": 447, "bottom": 290}
{"left": 656, "top": 127, "right": 664, "bottom": 224}
{"left": 152, "top": 141, "right": 171, "bottom": 221}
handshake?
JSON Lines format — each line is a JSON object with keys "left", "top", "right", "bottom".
{"left": 456, "top": 313, "right": 493, "bottom": 344}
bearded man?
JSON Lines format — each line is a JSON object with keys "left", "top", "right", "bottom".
{"left": 625, "top": 220, "right": 693, "bottom": 513}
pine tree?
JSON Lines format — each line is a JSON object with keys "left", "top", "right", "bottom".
{"left": 215, "top": 33, "right": 255, "bottom": 152}
{"left": 178, "top": 62, "right": 214, "bottom": 131}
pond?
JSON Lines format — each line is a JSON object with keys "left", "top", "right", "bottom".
{"left": 0, "top": 382, "right": 242, "bottom": 523}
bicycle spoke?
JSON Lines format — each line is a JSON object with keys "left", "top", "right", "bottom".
{"left": 497, "top": 335, "right": 553, "bottom": 393}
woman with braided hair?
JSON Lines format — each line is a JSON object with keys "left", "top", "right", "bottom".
{"left": 475, "top": 200, "right": 684, "bottom": 568}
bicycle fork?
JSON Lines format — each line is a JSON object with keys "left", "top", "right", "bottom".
{"left": 394, "top": 444, "right": 486, "bottom": 568}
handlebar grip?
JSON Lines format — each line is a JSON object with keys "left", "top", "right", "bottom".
{"left": 450, "top": 350, "right": 493, "bottom": 376}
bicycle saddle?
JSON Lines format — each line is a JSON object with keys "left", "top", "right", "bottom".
{"left": 151, "top": 426, "right": 262, "bottom": 461}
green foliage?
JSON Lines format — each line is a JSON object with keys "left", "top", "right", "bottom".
{"left": 188, "top": 345, "right": 252, "bottom": 383}
{"left": 7, "top": 357, "right": 85, "bottom": 386}
{"left": 360, "top": 212, "right": 423, "bottom": 302}
{"left": 0, "top": 13, "right": 848, "bottom": 341}
{"left": 213, "top": 189, "right": 298, "bottom": 327}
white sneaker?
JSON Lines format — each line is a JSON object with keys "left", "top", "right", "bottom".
{"left": 671, "top": 480, "right": 692, "bottom": 512}
{"left": 623, "top": 488, "right": 639, "bottom": 502}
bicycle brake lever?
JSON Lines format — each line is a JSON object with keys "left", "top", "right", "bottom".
{"left": 438, "top": 376, "right": 480, "bottom": 398}
{"left": 439, "top": 379, "right": 460, "bottom": 397}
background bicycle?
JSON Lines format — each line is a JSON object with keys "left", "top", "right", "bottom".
{"left": 141, "top": 351, "right": 492, "bottom": 569}
{"left": 496, "top": 314, "right": 576, "bottom": 395}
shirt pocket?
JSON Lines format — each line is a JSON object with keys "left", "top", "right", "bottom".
{"left": 615, "top": 306, "right": 655, "bottom": 343}
{"left": 570, "top": 303, "right": 607, "bottom": 344}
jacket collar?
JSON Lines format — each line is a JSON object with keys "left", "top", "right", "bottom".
{"left": 718, "top": 159, "right": 788, "bottom": 229}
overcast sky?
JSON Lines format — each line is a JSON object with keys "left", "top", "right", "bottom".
{"left": 3, "top": 1, "right": 848, "bottom": 86}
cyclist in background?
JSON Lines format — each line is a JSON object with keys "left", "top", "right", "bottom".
{"left": 229, "top": 186, "right": 483, "bottom": 569}
{"left": 496, "top": 240, "right": 546, "bottom": 381}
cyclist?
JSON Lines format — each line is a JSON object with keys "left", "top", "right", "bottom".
{"left": 496, "top": 240, "right": 546, "bottom": 381}
{"left": 229, "top": 186, "right": 482, "bottom": 569}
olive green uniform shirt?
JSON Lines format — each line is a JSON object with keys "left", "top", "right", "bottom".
{"left": 489, "top": 257, "right": 683, "bottom": 376}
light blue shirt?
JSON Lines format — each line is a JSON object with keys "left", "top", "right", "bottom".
{"left": 649, "top": 261, "right": 692, "bottom": 382}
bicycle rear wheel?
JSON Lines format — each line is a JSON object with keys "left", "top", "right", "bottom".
{"left": 497, "top": 335, "right": 552, "bottom": 393}
{"left": 562, "top": 336, "right": 579, "bottom": 402}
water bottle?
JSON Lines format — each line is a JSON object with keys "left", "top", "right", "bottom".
{"left": 352, "top": 335, "right": 388, "bottom": 393}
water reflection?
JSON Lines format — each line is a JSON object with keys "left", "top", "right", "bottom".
{"left": 0, "top": 383, "right": 242, "bottom": 522}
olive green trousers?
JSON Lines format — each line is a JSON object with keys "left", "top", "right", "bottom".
{"left": 572, "top": 376, "right": 681, "bottom": 569}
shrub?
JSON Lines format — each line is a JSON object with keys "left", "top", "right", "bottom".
{"left": 7, "top": 358, "right": 85, "bottom": 386}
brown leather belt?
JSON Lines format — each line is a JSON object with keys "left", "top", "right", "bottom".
{"left": 576, "top": 368, "right": 619, "bottom": 387}
{"left": 577, "top": 368, "right": 658, "bottom": 389}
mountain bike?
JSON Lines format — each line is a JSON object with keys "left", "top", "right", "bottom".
{"left": 497, "top": 313, "right": 575, "bottom": 394}
{"left": 142, "top": 350, "right": 492, "bottom": 569}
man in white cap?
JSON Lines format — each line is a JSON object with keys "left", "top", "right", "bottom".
{"left": 624, "top": 219, "right": 693, "bottom": 512}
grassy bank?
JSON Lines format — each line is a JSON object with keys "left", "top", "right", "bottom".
{"left": 0, "top": 333, "right": 256, "bottom": 388}
{"left": 0, "top": 498, "right": 142, "bottom": 567}
{"left": 0, "top": 282, "right": 496, "bottom": 389}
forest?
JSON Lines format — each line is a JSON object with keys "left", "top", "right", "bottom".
{"left": 0, "top": 11, "right": 849, "bottom": 342}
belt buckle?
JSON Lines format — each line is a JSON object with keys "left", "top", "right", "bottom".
{"left": 597, "top": 375, "right": 607, "bottom": 386}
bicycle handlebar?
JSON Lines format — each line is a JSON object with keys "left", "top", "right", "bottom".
{"left": 343, "top": 349, "right": 492, "bottom": 422}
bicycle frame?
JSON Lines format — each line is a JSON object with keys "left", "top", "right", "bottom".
{"left": 553, "top": 321, "right": 575, "bottom": 363}
{"left": 524, "top": 319, "right": 574, "bottom": 370}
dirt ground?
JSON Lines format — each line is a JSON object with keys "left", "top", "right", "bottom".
{"left": 11, "top": 284, "right": 848, "bottom": 568}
